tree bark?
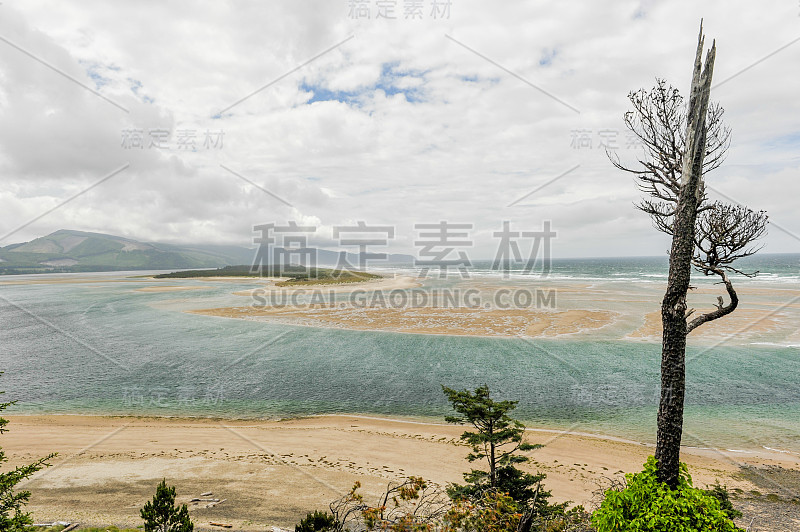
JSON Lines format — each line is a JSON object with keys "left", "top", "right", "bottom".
{"left": 654, "top": 25, "right": 716, "bottom": 488}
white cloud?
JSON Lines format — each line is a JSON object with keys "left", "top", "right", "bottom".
{"left": 0, "top": 0, "right": 798, "bottom": 258}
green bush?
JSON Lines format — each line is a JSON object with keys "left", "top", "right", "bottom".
{"left": 140, "top": 479, "right": 193, "bottom": 532}
{"left": 592, "top": 457, "right": 743, "bottom": 532}
{"left": 295, "top": 510, "right": 337, "bottom": 531}
{"left": 0, "top": 374, "right": 55, "bottom": 532}
{"left": 704, "top": 481, "right": 742, "bottom": 521}
{"left": 529, "top": 505, "right": 594, "bottom": 531}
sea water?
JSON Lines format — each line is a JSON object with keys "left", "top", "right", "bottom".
{"left": 0, "top": 255, "right": 798, "bottom": 454}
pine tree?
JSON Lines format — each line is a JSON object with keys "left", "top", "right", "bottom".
{"left": 140, "top": 479, "right": 194, "bottom": 532}
{"left": 0, "top": 373, "right": 55, "bottom": 531}
{"left": 442, "top": 384, "right": 559, "bottom": 514}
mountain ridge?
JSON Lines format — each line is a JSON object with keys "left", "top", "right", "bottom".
{"left": 0, "top": 230, "right": 414, "bottom": 275}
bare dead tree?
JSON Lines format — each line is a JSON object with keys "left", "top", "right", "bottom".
{"left": 328, "top": 477, "right": 450, "bottom": 531}
{"left": 609, "top": 24, "right": 768, "bottom": 487}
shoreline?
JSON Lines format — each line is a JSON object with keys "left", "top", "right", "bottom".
{"left": 7, "top": 414, "right": 798, "bottom": 531}
{"left": 8, "top": 411, "right": 798, "bottom": 462}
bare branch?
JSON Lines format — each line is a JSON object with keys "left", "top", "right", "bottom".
{"left": 687, "top": 266, "right": 739, "bottom": 333}
{"left": 612, "top": 83, "right": 767, "bottom": 311}
{"left": 612, "top": 79, "right": 734, "bottom": 237}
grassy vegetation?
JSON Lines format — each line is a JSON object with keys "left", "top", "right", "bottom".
{"left": 154, "top": 265, "right": 382, "bottom": 285}
{"left": 275, "top": 269, "right": 381, "bottom": 286}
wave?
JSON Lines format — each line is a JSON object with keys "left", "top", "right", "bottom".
{"left": 763, "top": 446, "right": 798, "bottom": 455}
{"left": 750, "top": 342, "right": 800, "bottom": 348}
{"left": 370, "top": 264, "right": 800, "bottom": 284}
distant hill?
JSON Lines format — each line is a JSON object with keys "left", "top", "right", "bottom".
{"left": 0, "top": 230, "right": 254, "bottom": 274}
{"left": 0, "top": 230, "right": 414, "bottom": 275}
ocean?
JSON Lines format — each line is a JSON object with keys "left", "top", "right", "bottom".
{"left": 1, "top": 254, "right": 798, "bottom": 455}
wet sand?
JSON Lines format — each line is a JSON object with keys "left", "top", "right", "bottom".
{"left": 135, "top": 286, "right": 214, "bottom": 293}
{"left": 191, "top": 305, "right": 618, "bottom": 338}
{"left": 184, "top": 276, "right": 800, "bottom": 342}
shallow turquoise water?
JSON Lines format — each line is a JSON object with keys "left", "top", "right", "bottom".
{"left": 1, "top": 258, "right": 798, "bottom": 454}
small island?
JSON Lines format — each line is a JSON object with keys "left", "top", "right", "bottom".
{"left": 153, "top": 264, "right": 383, "bottom": 286}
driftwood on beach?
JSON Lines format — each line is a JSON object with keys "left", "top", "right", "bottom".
{"left": 206, "top": 498, "right": 227, "bottom": 508}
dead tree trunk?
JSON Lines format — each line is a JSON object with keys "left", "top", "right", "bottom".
{"left": 654, "top": 27, "right": 716, "bottom": 488}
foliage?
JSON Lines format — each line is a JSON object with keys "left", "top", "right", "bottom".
{"left": 531, "top": 506, "right": 594, "bottom": 532}
{"left": 325, "top": 476, "right": 592, "bottom": 532}
{"left": 442, "top": 385, "right": 537, "bottom": 476}
{"left": 592, "top": 457, "right": 743, "bottom": 532}
{"left": 295, "top": 510, "right": 337, "bottom": 531}
{"left": 329, "top": 482, "right": 525, "bottom": 532}
{"left": 153, "top": 265, "right": 381, "bottom": 285}
{"left": 442, "top": 384, "right": 564, "bottom": 516}
{"left": 704, "top": 481, "right": 742, "bottom": 522}
{"left": 448, "top": 465, "right": 568, "bottom": 521}
{"left": 140, "top": 479, "right": 193, "bottom": 532}
{"left": 153, "top": 265, "right": 308, "bottom": 278}
{"left": 0, "top": 373, "right": 55, "bottom": 531}
{"left": 275, "top": 270, "right": 381, "bottom": 286}
{"left": 443, "top": 491, "right": 591, "bottom": 532}
{"left": 442, "top": 491, "right": 523, "bottom": 532}
{"left": 329, "top": 477, "right": 450, "bottom": 531}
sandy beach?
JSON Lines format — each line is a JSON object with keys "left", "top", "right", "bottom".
{"left": 7, "top": 415, "right": 799, "bottom": 531}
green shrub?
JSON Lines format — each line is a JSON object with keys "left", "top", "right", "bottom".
{"left": 444, "top": 490, "right": 523, "bottom": 532}
{"left": 448, "top": 465, "right": 568, "bottom": 518}
{"left": 531, "top": 505, "right": 594, "bottom": 531}
{"left": 592, "top": 457, "right": 743, "bottom": 532}
{"left": 295, "top": 510, "right": 337, "bottom": 531}
{"left": 0, "top": 375, "right": 55, "bottom": 532}
{"left": 140, "top": 479, "right": 193, "bottom": 532}
{"left": 704, "top": 481, "right": 742, "bottom": 521}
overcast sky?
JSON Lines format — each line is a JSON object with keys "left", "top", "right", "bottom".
{"left": 0, "top": 0, "right": 798, "bottom": 259}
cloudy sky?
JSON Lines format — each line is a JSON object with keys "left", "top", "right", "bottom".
{"left": 0, "top": 0, "right": 798, "bottom": 259}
